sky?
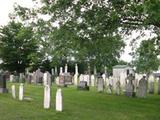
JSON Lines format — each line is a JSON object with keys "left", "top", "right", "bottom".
{"left": 0, "top": 0, "right": 153, "bottom": 63}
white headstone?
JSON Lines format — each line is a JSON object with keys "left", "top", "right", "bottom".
{"left": 11, "top": 85, "right": 16, "bottom": 99}
{"left": 83, "top": 75, "right": 90, "bottom": 85}
{"left": 75, "top": 64, "right": 78, "bottom": 75}
{"left": 79, "top": 74, "right": 84, "bottom": 82}
{"left": 55, "top": 66, "right": 58, "bottom": 75}
{"left": 43, "top": 71, "right": 52, "bottom": 86}
{"left": 74, "top": 64, "right": 79, "bottom": 85}
{"left": 44, "top": 85, "right": 50, "bottom": 109}
{"left": 51, "top": 68, "right": 54, "bottom": 75}
{"left": 60, "top": 67, "right": 63, "bottom": 75}
{"left": 91, "top": 75, "right": 95, "bottom": 87}
{"left": 55, "top": 77, "right": 60, "bottom": 85}
{"left": 19, "top": 83, "right": 24, "bottom": 101}
{"left": 10, "top": 75, "right": 14, "bottom": 82}
{"left": 56, "top": 88, "right": 62, "bottom": 112}
{"left": 65, "top": 64, "right": 68, "bottom": 73}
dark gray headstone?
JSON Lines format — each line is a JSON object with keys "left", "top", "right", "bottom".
{"left": 0, "top": 74, "right": 8, "bottom": 93}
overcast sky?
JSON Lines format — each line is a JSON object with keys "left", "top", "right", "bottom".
{"left": 0, "top": 0, "right": 148, "bottom": 63}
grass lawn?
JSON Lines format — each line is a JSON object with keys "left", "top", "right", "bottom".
{"left": 0, "top": 83, "right": 160, "bottom": 120}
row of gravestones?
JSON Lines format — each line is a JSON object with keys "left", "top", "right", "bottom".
{"left": 11, "top": 83, "right": 63, "bottom": 112}
{"left": 9, "top": 70, "right": 53, "bottom": 85}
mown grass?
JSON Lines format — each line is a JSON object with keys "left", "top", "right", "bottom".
{"left": 0, "top": 82, "right": 160, "bottom": 120}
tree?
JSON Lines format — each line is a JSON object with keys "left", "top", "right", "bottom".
{"left": 133, "top": 39, "right": 160, "bottom": 75}
{"left": 0, "top": 21, "right": 39, "bottom": 73}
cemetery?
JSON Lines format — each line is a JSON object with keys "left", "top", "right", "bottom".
{"left": 0, "top": 0, "right": 160, "bottom": 120}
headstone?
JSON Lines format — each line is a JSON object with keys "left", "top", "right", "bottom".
{"left": 60, "top": 67, "right": 63, "bottom": 75}
{"left": 51, "top": 68, "right": 54, "bottom": 75}
{"left": 148, "top": 74, "right": 154, "bottom": 94}
{"left": 97, "top": 76, "right": 104, "bottom": 92}
{"left": 10, "top": 75, "right": 15, "bottom": 82}
{"left": 55, "top": 77, "right": 59, "bottom": 85}
{"left": 74, "top": 74, "right": 78, "bottom": 85}
{"left": 55, "top": 66, "right": 58, "bottom": 76}
{"left": 26, "top": 73, "right": 32, "bottom": 84}
{"left": 83, "top": 74, "right": 90, "bottom": 86}
{"left": 125, "top": 74, "right": 135, "bottom": 97}
{"left": 74, "top": 64, "right": 78, "bottom": 85}
{"left": 63, "top": 73, "right": 72, "bottom": 85}
{"left": 44, "top": 85, "right": 50, "bottom": 109}
{"left": 0, "top": 73, "right": 8, "bottom": 93}
{"left": 34, "top": 69, "right": 43, "bottom": 84}
{"left": 79, "top": 74, "right": 84, "bottom": 82}
{"left": 11, "top": 85, "right": 16, "bottom": 99}
{"left": 43, "top": 71, "right": 52, "bottom": 86}
{"left": 91, "top": 75, "right": 95, "bottom": 87}
{"left": 65, "top": 64, "right": 68, "bottom": 73}
{"left": 149, "top": 81, "right": 154, "bottom": 94}
{"left": 19, "top": 83, "right": 24, "bottom": 101}
{"left": 19, "top": 73, "right": 25, "bottom": 83}
{"left": 107, "top": 84, "right": 113, "bottom": 94}
{"left": 137, "top": 76, "right": 147, "bottom": 98}
{"left": 116, "top": 80, "right": 121, "bottom": 95}
{"left": 56, "top": 88, "right": 62, "bottom": 112}
{"left": 107, "top": 76, "right": 113, "bottom": 94}
{"left": 158, "top": 77, "right": 160, "bottom": 95}
{"left": 77, "top": 81, "right": 89, "bottom": 90}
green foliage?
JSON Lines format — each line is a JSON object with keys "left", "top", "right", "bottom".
{"left": 0, "top": 21, "right": 39, "bottom": 73}
{"left": 133, "top": 39, "right": 160, "bottom": 73}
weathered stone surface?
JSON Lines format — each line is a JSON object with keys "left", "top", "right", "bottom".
{"left": 116, "top": 80, "right": 121, "bottom": 95}
{"left": 56, "top": 88, "right": 62, "bottom": 112}
{"left": 97, "top": 77, "right": 104, "bottom": 92}
{"left": 44, "top": 85, "right": 50, "bottom": 109}
{"left": 43, "top": 71, "right": 52, "bottom": 86}
{"left": 19, "top": 83, "right": 24, "bottom": 101}
{"left": 0, "top": 73, "right": 8, "bottom": 93}
{"left": 137, "top": 76, "right": 147, "bottom": 98}
{"left": 11, "top": 85, "right": 16, "bottom": 99}
{"left": 125, "top": 74, "right": 135, "bottom": 97}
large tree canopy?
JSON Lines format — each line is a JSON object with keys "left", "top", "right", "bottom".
{"left": 4, "top": 0, "right": 160, "bottom": 72}
{"left": 0, "top": 21, "right": 39, "bottom": 73}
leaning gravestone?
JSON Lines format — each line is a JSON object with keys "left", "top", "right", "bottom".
{"left": 97, "top": 76, "right": 104, "bottom": 92}
{"left": 137, "top": 76, "right": 147, "bottom": 98}
{"left": 19, "top": 83, "right": 24, "bottom": 101}
{"left": 11, "top": 85, "right": 16, "bottom": 99}
{"left": 44, "top": 85, "right": 50, "bottom": 109}
{"left": 0, "top": 73, "right": 8, "bottom": 93}
{"left": 56, "top": 88, "right": 63, "bottom": 112}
